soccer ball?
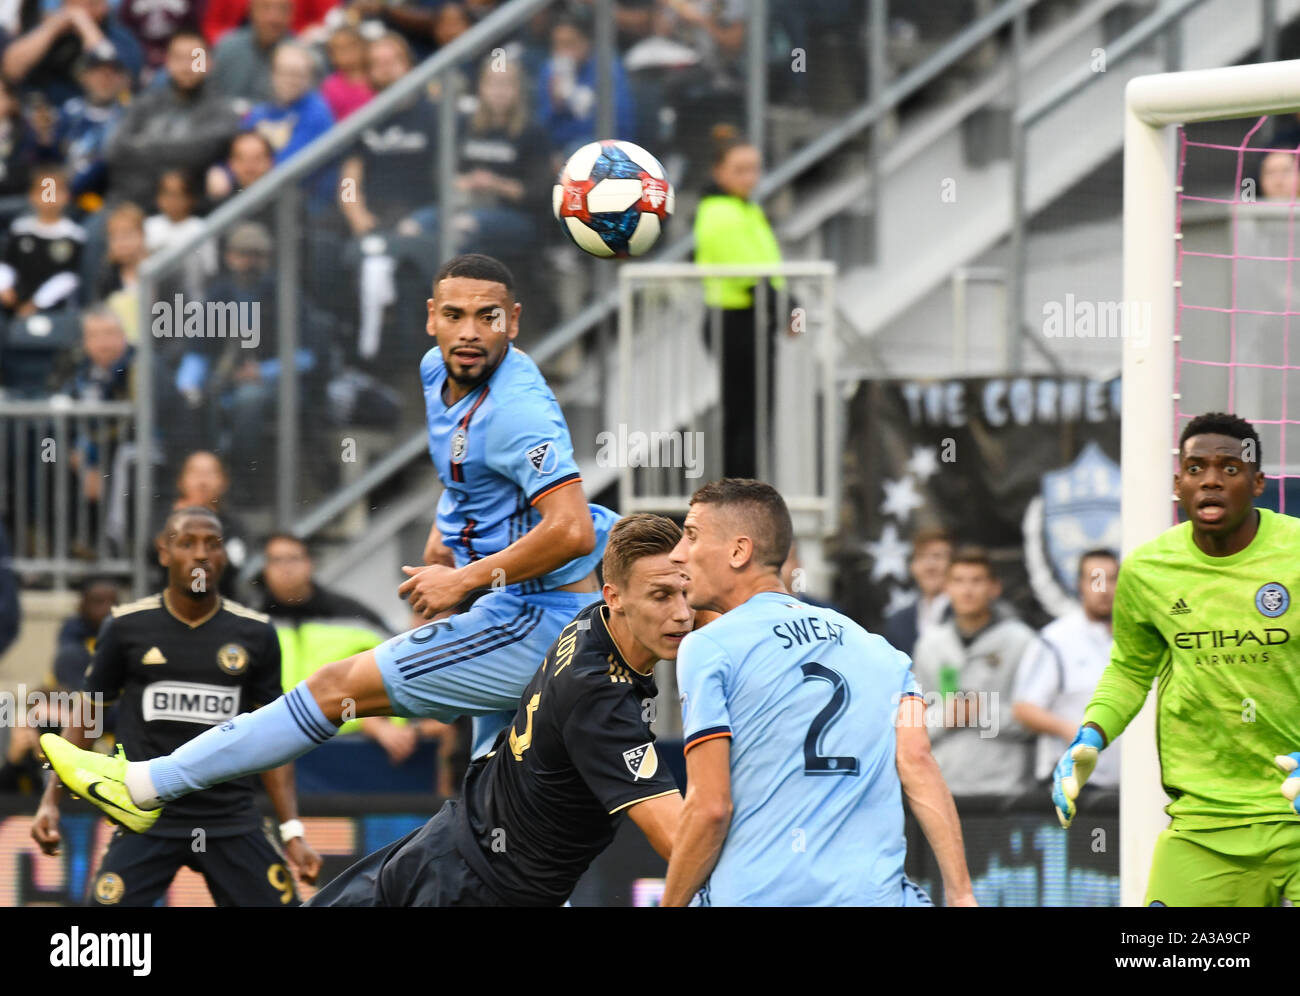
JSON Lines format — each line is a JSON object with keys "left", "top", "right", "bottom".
{"left": 552, "top": 140, "right": 674, "bottom": 258}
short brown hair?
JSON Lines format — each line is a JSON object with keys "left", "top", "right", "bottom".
{"left": 949, "top": 545, "right": 995, "bottom": 579}
{"left": 603, "top": 513, "right": 682, "bottom": 588}
{"left": 688, "top": 478, "right": 793, "bottom": 570}
{"left": 911, "top": 527, "right": 952, "bottom": 555}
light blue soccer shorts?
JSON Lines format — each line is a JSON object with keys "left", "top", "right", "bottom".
{"left": 374, "top": 588, "right": 602, "bottom": 757}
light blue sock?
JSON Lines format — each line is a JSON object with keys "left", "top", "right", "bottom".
{"left": 148, "top": 684, "right": 337, "bottom": 802}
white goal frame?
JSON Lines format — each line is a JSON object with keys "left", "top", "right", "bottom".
{"left": 1122, "top": 60, "right": 1300, "bottom": 907}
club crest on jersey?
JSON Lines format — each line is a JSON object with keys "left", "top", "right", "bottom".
{"left": 217, "top": 643, "right": 248, "bottom": 675}
{"left": 451, "top": 427, "right": 468, "bottom": 462}
{"left": 1256, "top": 583, "right": 1290, "bottom": 618}
{"left": 526, "top": 441, "right": 557, "bottom": 474}
{"left": 93, "top": 872, "right": 124, "bottom": 905}
{"left": 623, "top": 742, "right": 659, "bottom": 780}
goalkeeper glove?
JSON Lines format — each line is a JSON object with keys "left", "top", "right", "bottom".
{"left": 1052, "top": 726, "right": 1105, "bottom": 829}
{"left": 1274, "top": 753, "right": 1300, "bottom": 813}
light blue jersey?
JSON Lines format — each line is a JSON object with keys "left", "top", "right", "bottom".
{"left": 421, "top": 343, "right": 617, "bottom": 593}
{"left": 679, "top": 591, "right": 927, "bottom": 906}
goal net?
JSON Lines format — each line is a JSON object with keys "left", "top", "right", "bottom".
{"left": 1122, "top": 60, "right": 1300, "bottom": 906}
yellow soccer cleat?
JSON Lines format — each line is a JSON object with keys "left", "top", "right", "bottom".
{"left": 40, "top": 735, "right": 161, "bottom": 834}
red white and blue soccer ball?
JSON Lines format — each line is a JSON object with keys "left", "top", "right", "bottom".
{"left": 552, "top": 140, "right": 674, "bottom": 258}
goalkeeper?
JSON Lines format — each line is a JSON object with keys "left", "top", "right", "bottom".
{"left": 1053, "top": 412, "right": 1300, "bottom": 906}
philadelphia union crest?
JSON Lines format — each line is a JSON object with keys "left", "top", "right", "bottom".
{"left": 1023, "top": 442, "right": 1121, "bottom": 617}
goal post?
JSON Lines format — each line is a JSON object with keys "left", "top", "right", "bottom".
{"left": 1122, "top": 60, "right": 1300, "bottom": 907}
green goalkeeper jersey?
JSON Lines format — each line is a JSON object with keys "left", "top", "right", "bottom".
{"left": 1083, "top": 507, "right": 1300, "bottom": 830}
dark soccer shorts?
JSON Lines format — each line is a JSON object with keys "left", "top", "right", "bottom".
{"left": 88, "top": 825, "right": 300, "bottom": 907}
{"left": 305, "top": 800, "right": 507, "bottom": 907}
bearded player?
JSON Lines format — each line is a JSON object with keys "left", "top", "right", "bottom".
{"left": 1053, "top": 411, "right": 1300, "bottom": 906}
{"left": 42, "top": 253, "right": 619, "bottom": 830}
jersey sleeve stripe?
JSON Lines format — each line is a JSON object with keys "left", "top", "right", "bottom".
{"left": 528, "top": 473, "right": 581, "bottom": 506}
{"left": 608, "top": 788, "right": 680, "bottom": 815}
{"left": 684, "top": 727, "right": 732, "bottom": 753}
{"left": 284, "top": 686, "right": 334, "bottom": 743}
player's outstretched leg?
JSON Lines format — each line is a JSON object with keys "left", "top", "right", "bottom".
{"left": 44, "top": 651, "right": 390, "bottom": 828}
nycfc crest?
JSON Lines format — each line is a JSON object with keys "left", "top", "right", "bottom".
{"left": 451, "top": 427, "right": 468, "bottom": 462}
{"left": 1256, "top": 583, "right": 1290, "bottom": 618}
{"left": 1023, "top": 442, "right": 1121, "bottom": 618}
{"left": 217, "top": 643, "right": 249, "bottom": 676}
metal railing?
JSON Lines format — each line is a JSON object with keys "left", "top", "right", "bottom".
{"left": 291, "top": 0, "right": 1067, "bottom": 563}
{"left": 0, "top": 399, "right": 136, "bottom": 586}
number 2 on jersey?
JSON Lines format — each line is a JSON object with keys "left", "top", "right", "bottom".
{"left": 800, "top": 662, "right": 859, "bottom": 776}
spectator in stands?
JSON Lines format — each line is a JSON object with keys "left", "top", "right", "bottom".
{"left": 1, "top": 0, "right": 143, "bottom": 107}
{"left": 146, "top": 169, "right": 217, "bottom": 300}
{"left": 656, "top": 0, "right": 744, "bottom": 93}
{"left": 147, "top": 450, "right": 251, "bottom": 597}
{"left": 117, "top": 0, "right": 202, "bottom": 73}
{"left": 50, "top": 574, "right": 119, "bottom": 691}
{"left": 537, "top": 10, "right": 636, "bottom": 158}
{"left": 0, "top": 521, "right": 18, "bottom": 660}
{"left": 1259, "top": 150, "right": 1299, "bottom": 202}
{"left": 95, "top": 200, "right": 146, "bottom": 339}
{"left": 0, "top": 166, "right": 83, "bottom": 318}
{"left": 0, "top": 691, "right": 69, "bottom": 794}
{"left": 58, "top": 306, "right": 134, "bottom": 510}
{"left": 883, "top": 527, "right": 953, "bottom": 658}
{"left": 1013, "top": 549, "right": 1121, "bottom": 793}
{"left": 416, "top": 59, "right": 549, "bottom": 261}
{"left": 339, "top": 32, "right": 438, "bottom": 360}
{"left": 694, "top": 126, "right": 782, "bottom": 479}
{"left": 320, "top": 24, "right": 372, "bottom": 121}
{"left": 211, "top": 0, "right": 298, "bottom": 108}
{"left": 0, "top": 77, "right": 39, "bottom": 206}
{"left": 205, "top": 129, "right": 275, "bottom": 211}
{"left": 205, "top": 0, "right": 337, "bottom": 47}
{"left": 189, "top": 221, "right": 334, "bottom": 492}
{"left": 244, "top": 41, "right": 335, "bottom": 203}
{"left": 344, "top": 0, "right": 451, "bottom": 59}
{"left": 104, "top": 30, "right": 241, "bottom": 209}
{"left": 911, "top": 546, "right": 1037, "bottom": 797}
{"left": 46, "top": 46, "right": 129, "bottom": 216}
{"left": 255, "top": 532, "right": 421, "bottom": 759}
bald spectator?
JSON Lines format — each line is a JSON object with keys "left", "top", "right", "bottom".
{"left": 210, "top": 0, "right": 298, "bottom": 107}
{"left": 2, "top": 0, "right": 142, "bottom": 106}
{"left": 104, "top": 31, "right": 240, "bottom": 208}
{"left": 883, "top": 527, "right": 953, "bottom": 658}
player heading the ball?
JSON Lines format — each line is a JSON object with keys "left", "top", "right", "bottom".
{"left": 43, "top": 254, "right": 620, "bottom": 831}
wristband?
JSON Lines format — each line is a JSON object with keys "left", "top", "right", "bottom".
{"left": 279, "top": 818, "right": 305, "bottom": 843}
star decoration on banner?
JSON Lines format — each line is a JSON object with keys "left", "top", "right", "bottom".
{"left": 907, "top": 445, "right": 940, "bottom": 483}
{"left": 883, "top": 585, "right": 918, "bottom": 618}
{"left": 864, "top": 523, "right": 911, "bottom": 583}
{"left": 880, "top": 475, "right": 924, "bottom": 521}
